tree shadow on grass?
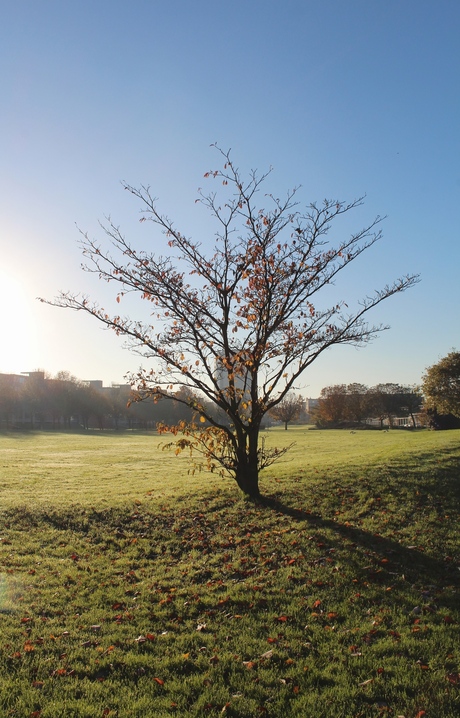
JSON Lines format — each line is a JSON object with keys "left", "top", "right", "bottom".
{"left": 257, "top": 493, "right": 459, "bottom": 591}
{"left": 256, "top": 443, "right": 460, "bottom": 587}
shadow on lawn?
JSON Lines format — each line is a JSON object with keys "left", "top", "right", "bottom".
{"left": 257, "top": 494, "right": 459, "bottom": 589}
{"left": 257, "top": 444, "right": 460, "bottom": 586}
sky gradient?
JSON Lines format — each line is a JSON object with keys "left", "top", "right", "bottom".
{"left": 1, "top": 0, "right": 459, "bottom": 397}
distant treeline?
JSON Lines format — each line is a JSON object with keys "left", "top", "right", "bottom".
{"left": 0, "top": 373, "right": 444, "bottom": 433}
{"left": 314, "top": 383, "right": 424, "bottom": 428}
{"left": 0, "top": 371, "right": 199, "bottom": 431}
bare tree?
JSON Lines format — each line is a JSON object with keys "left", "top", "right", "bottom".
{"left": 42, "top": 147, "right": 419, "bottom": 497}
{"left": 268, "top": 393, "right": 304, "bottom": 430}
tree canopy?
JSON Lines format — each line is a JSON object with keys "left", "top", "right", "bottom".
{"left": 422, "top": 351, "right": 460, "bottom": 418}
{"left": 43, "top": 147, "right": 419, "bottom": 496}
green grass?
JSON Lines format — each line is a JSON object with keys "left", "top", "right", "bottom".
{"left": 0, "top": 428, "right": 459, "bottom": 717}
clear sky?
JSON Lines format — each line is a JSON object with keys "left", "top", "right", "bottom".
{"left": 1, "top": 0, "right": 459, "bottom": 397}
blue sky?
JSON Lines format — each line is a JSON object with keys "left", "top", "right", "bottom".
{"left": 1, "top": 0, "right": 459, "bottom": 397}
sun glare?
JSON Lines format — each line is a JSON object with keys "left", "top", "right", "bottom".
{"left": 0, "top": 269, "right": 38, "bottom": 374}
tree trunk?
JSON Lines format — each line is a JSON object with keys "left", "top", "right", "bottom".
{"left": 234, "top": 429, "right": 260, "bottom": 498}
{"left": 234, "top": 463, "right": 260, "bottom": 498}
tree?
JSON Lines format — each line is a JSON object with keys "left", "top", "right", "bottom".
{"left": 368, "top": 383, "right": 405, "bottom": 428}
{"left": 48, "top": 371, "right": 83, "bottom": 429}
{"left": 42, "top": 147, "right": 419, "bottom": 497}
{"left": 344, "top": 383, "right": 370, "bottom": 424}
{"left": 399, "top": 385, "right": 423, "bottom": 427}
{"left": 268, "top": 393, "right": 304, "bottom": 430}
{"left": 21, "top": 371, "right": 48, "bottom": 429}
{"left": 368, "top": 383, "right": 423, "bottom": 428}
{"left": 422, "top": 351, "right": 460, "bottom": 418}
{"left": 315, "top": 385, "right": 348, "bottom": 426}
{"left": 0, "top": 374, "right": 22, "bottom": 429}
{"left": 315, "top": 383, "right": 371, "bottom": 426}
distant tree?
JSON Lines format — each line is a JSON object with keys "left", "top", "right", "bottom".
{"left": 21, "top": 371, "right": 48, "bottom": 429}
{"left": 48, "top": 371, "right": 82, "bottom": 429}
{"left": 106, "top": 384, "right": 131, "bottom": 429}
{"left": 422, "top": 351, "right": 460, "bottom": 418}
{"left": 367, "top": 383, "right": 403, "bottom": 428}
{"left": 345, "top": 383, "right": 370, "bottom": 424}
{"left": 399, "top": 385, "right": 423, "bottom": 427}
{"left": 75, "top": 384, "right": 110, "bottom": 430}
{"left": 0, "top": 374, "right": 22, "bottom": 429}
{"left": 268, "top": 393, "right": 304, "bottom": 430}
{"left": 316, "top": 385, "right": 348, "bottom": 426}
{"left": 43, "top": 147, "right": 418, "bottom": 497}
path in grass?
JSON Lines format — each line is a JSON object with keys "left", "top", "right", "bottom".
{"left": 0, "top": 429, "right": 459, "bottom": 717}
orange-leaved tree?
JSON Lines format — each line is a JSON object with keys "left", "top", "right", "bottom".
{"left": 42, "top": 147, "right": 419, "bottom": 497}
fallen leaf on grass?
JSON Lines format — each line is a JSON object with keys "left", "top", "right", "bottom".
{"left": 446, "top": 672, "right": 460, "bottom": 684}
{"left": 358, "top": 678, "right": 374, "bottom": 687}
{"left": 243, "top": 661, "right": 257, "bottom": 670}
{"left": 153, "top": 677, "right": 164, "bottom": 685}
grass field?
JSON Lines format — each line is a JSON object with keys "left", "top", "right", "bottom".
{"left": 0, "top": 428, "right": 459, "bottom": 717}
